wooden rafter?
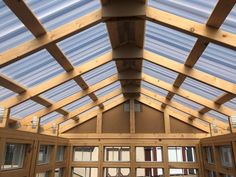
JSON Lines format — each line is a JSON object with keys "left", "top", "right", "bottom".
{"left": 143, "top": 50, "right": 236, "bottom": 95}
{"left": 0, "top": 52, "right": 112, "bottom": 108}
{"left": 59, "top": 95, "right": 128, "bottom": 133}
{"left": 142, "top": 73, "right": 236, "bottom": 116}
{"left": 19, "top": 74, "right": 119, "bottom": 125}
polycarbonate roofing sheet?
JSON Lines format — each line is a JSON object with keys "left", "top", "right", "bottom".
{"left": 63, "top": 96, "right": 92, "bottom": 112}
{"left": 148, "top": 0, "right": 217, "bottom": 24}
{"left": 145, "top": 21, "right": 197, "bottom": 64}
{"left": 221, "top": 5, "right": 236, "bottom": 34}
{"left": 58, "top": 23, "right": 111, "bottom": 67}
{"left": 41, "top": 80, "right": 82, "bottom": 103}
{"left": 195, "top": 43, "right": 236, "bottom": 84}
{"left": 0, "top": 49, "right": 64, "bottom": 88}
{"left": 223, "top": 98, "right": 236, "bottom": 110}
{"left": 206, "top": 110, "right": 228, "bottom": 122}
{"left": 78, "top": 106, "right": 99, "bottom": 116}
{"left": 0, "top": 1, "right": 34, "bottom": 53}
{"left": 82, "top": 61, "right": 117, "bottom": 86}
{"left": 10, "top": 100, "right": 45, "bottom": 119}
{"left": 181, "top": 77, "right": 224, "bottom": 100}
{"left": 26, "top": 0, "right": 101, "bottom": 31}
{"left": 141, "top": 81, "right": 168, "bottom": 97}
{"left": 103, "top": 94, "right": 124, "bottom": 106}
{"left": 0, "top": 87, "right": 17, "bottom": 101}
{"left": 172, "top": 95, "right": 204, "bottom": 111}
{"left": 95, "top": 81, "right": 121, "bottom": 98}
{"left": 143, "top": 60, "right": 178, "bottom": 84}
{"left": 40, "top": 112, "right": 63, "bottom": 125}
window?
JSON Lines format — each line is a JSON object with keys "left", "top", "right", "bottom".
{"left": 219, "top": 146, "right": 233, "bottom": 167}
{"left": 168, "top": 147, "right": 196, "bottom": 162}
{"left": 136, "top": 168, "right": 164, "bottom": 177}
{"left": 55, "top": 168, "right": 64, "bottom": 177}
{"left": 38, "top": 145, "right": 52, "bottom": 164}
{"left": 1, "top": 143, "right": 26, "bottom": 170}
{"left": 104, "top": 146, "right": 130, "bottom": 162}
{"left": 56, "top": 146, "right": 65, "bottom": 162}
{"left": 104, "top": 168, "right": 130, "bottom": 177}
{"left": 73, "top": 147, "right": 98, "bottom": 161}
{"left": 170, "top": 169, "right": 198, "bottom": 177}
{"left": 220, "top": 174, "right": 234, "bottom": 177}
{"left": 204, "top": 146, "right": 214, "bottom": 164}
{"left": 72, "top": 168, "right": 98, "bottom": 177}
{"left": 136, "top": 147, "right": 162, "bottom": 162}
{"left": 36, "top": 171, "right": 50, "bottom": 177}
{"left": 208, "top": 171, "right": 216, "bottom": 177}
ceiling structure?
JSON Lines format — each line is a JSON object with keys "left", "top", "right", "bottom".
{"left": 0, "top": 0, "right": 235, "bottom": 134}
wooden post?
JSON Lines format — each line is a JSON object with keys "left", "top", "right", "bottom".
{"left": 130, "top": 99, "right": 135, "bottom": 134}
{"left": 130, "top": 145, "right": 136, "bottom": 177}
{"left": 96, "top": 113, "right": 102, "bottom": 134}
{"left": 163, "top": 144, "right": 169, "bottom": 176}
{"left": 164, "top": 110, "right": 170, "bottom": 133}
{"left": 0, "top": 108, "right": 9, "bottom": 128}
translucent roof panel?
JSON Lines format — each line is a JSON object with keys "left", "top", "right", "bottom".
{"left": 143, "top": 60, "right": 178, "bottom": 84}
{"left": 10, "top": 100, "right": 45, "bottom": 120}
{"left": 172, "top": 95, "right": 204, "bottom": 111}
{"left": 0, "top": 1, "right": 34, "bottom": 53}
{"left": 78, "top": 106, "right": 99, "bottom": 117}
{"left": 41, "top": 80, "right": 82, "bottom": 103}
{"left": 181, "top": 77, "right": 225, "bottom": 100}
{"left": 40, "top": 112, "right": 63, "bottom": 125}
{"left": 223, "top": 98, "right": 236, "bottom": 110}
{"left": 95, "top": 81, "right": 121, "bottom": 98}
{"left": 0, "top": 49, "right": 64, "bottom": 88}
{"left": 82, "top": 61, "right": 117, "bottom": 86}
{"left": 141, "top": 81, "right": 168, "bottom": 97}
{"left": 63, "top": 96, "right": 92, "bottom": 112}
{"left": 221, "top": 5, "right": 236, "bottom": 34}
{"left": 0, "top": 87, "right": 17, "bottom": 101}
{"left": 145, "top": 21, "right": 197, "bottom": 64}
{"left": 58, "top": 23, "right": 111, "bottom": 67}
{"left": 26, "top": 0, "right": 101, "bottom": 31}
{"left": 148, "top": 0, "right": 217, "bottom": 24}
{"left": 206, "top": 110, "right": 228, "bottom": 122}
{"left": 195, "top": 43, "right": 236, "bottom": 84}
{"left": 103, "top": 94, "right": 124, "bottom": 106}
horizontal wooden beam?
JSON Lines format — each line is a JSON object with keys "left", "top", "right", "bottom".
{"left": 143, "top": 50, "right": 236, "bottom": 95}
{"left": 146, "top": 6, "right": 236, "bottom": 50}
{"left": 118, "top": 70, "right": 141, "bottom": 80}
{"left": 0, "top": 9, "right": 102, "bottom": 67}
{"left": 142, "top": 73, "right": 236, "bottom": 116}
{"left": 59, "top": 95, "right": 127, "bottom": 133}
{"left": 141, "top": 88, "right": 228, "bottom": 130}
{"left": 215, "top": 93, "right": 235, "bottom": 105}
{"left": 0, "top": 52, "right": 112, "bottom": 108}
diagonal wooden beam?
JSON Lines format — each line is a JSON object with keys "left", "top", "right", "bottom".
{"left": 207, "top": 0, "right": 236, "bottom": 28}
{"left": 42, "top": 88, "right": 122, "bottom": 131}
{"left": 143, "top": 50, "right": 236, "bottom": 95}
{"left": 137, "top": 95, "right": 211, "bottom": 133}
{"left": 142, "top": 73, "right": 236, "bottom": 116}
{"left": 59, "top": 95, "right": 127, "bottom": 133}
{"left": 0, "top": 52, "right": 112, "bottom": 108}
{"left": 146, "top": 6, "right": 236, "bottom": 50}
{"left": 0, "top": 9, "right": 102, "bottom": 67}
{"left": 18, "top": 74, "right": 118, "bottom": 125}
{"left": 141, "top": 88, "right": 228, "bottom": 130}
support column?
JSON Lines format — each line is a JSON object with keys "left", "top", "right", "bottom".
{"left": 130, "top": 99, "right": 135, "bottom": 134}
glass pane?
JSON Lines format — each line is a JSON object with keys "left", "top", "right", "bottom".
{"left": 73, "top": 147, "right": 98, "bottom": 162}
{"left": 104, "top": 168, "right": 130, "bottom": 177}
{"left": 56, "top": 146, "right": 65, "bottom": 162}
{"left": 136, "top": 168, "right": 164, "bottom": 177}
{"left": 72, "top": 168, "right": 98, "bottom": 177}
{"left": 104, "top": 147, "right": 130, "bottom": 162}
{"left": 170, "top": 169, "right": 198, "bottom": 176}
{"left": 219, "top": 146, "right": 233, "bottom": 167}
{"left": 38, "top": 145, "right": 52, "bottom": 164}
{"left": 136, "top": 147, "right": 162, "bottom": 162}
{"left": 168, "top": 147, "right": 196, "bottom": 162}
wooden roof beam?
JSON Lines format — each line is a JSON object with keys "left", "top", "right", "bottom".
{"left": 142, "top": 73, "right": 236, "bottom": 116}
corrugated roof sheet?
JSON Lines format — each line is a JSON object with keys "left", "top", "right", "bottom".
{"left": 40, "top": 111, "right": 63, "bottom": 125}
{"left": 194, "top": 43, "right": 236, "bottom": 84}
{"left": 141, "top": 81, "right": 168, "bottom": 97}
{"left": 206, "top": 110, "right": 228, "bottom": 122}
{"left": 41, "top": 80, "right": 82, "bottom": 103}
{"left": 10, "top": 100, "right": 45, "bottom": 119}
{"left": 0, "top": 49, "right": 64, "bottom": 88}
{"left": 148, "top": 0, "right": 217, "bottom": 24}
{"left": 143, "top": 60, "right": 178, "bottom": 84}
{"left": 145, "top": 21, "right": 197, "bottom": 64}
{"left": 224, "top": 98, "right": 236, "bottom": 110}
{"left": 0, "top": 87, "right": 17, "bottom": 101}
{"left": 95, "top": 81, "right": 121, "bottom": 98}
{"left": 181, "top": 77, "right": 224, "bottom": 100}
{"left": 63, "top": 96, "right": 92, "bottom": 112}
{"left": 57, "top": 23, "right": 111, "bottom": 67}
{"left": 82, "top": 61, "right": 117, "bottom": 86}
{"left": 172, "top": 95, "right": 204, "bottom": 111}
{"left": 0, "top": 1, "right": 34, "bottom": 53}
{"left": 26, "top": 0, "right": 101, "bottom": 31}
